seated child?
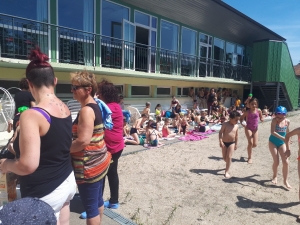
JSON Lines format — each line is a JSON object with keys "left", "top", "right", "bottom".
{"left": 179, "top": 116, "right": 189, "bottom": 135}
{"left": 190, "top": 109, "right": 196, "bottom": 124}
{"left": 155, "top": 104, "right": 162, "bottom": 116}
{"left": 172, "top": 114, "right": 180, "bottom": 129}
{"left": 123, "top": 118, "right": 130, "bottom": 137}
{"left": 162, "top": 118, "right": 176, "bottom": 138}
{"left": 142, "top": 102, "right": 151, "bottom": 117}
{"left": 219, "top": 105, "right": 229, "bottom": 124}
{"left": 146, "top": 120, "right": 160, "bottom": 147}
{"left": 200, "top": 110, "right": 210, "bottom": 125}
{"left": 194, "top": 111, "right": 201, "bottom": 124}
{"left": 156, "top": 115, "right": 164, "bottom": 135}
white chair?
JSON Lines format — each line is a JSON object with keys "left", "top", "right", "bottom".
{"left": 67, "top": 100, "right": 81, "bottom": 122}
{"left": 127, "top": 106, "right": 141, "bottom": 125}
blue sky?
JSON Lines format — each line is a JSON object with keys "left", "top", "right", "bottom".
{"left": 223, "top": 0, "right": 300, "bottom": 65}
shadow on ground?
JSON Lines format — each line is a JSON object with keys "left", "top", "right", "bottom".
{"left": 236, "top": 195, "right": 299, "bottom": 221}
{"left": 208, "top": 155, "right": 247, "bottom": 162}
{"left": 190, "top": 168, "right": 225, "bottom": 176}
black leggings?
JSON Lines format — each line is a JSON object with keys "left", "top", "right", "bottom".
{"left": 103, "top": 150, "right": 123, "bottom": 204}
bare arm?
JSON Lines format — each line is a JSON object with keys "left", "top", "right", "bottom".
{"left": 70, "top": 106, "right": 95, "bottom": 153}
{"left": 258, "top": 109, "right": 264, "bottom": 122}
{"left": 1, "top": 110, "right": 41, "bottom": 175}
{"left": 219, "top": 124, "right": 225, "bottom": 147}
{"left": 285, "top": 127, "right": 300, "bottom": 150}
{"left": 240, "top": 111, "right": 247, "bottom": 126}
{"left": 235, "top": 125, "right": 238, "bottom": 150}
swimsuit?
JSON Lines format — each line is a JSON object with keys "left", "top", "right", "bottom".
{"left": 130, "top": 128, "right": 137, "bottom": 135}
{"left": 246, "top": 109, "right": 259, "bottom": 131}
{"left": 150, "top": 129, "right": 158, "bottom": 146}
{"left": 223, "top": 141, "right": 235, "bottom": 148}
{"left": 269, "top": 119, "right": 288, "bottom": 148}
{"left": 181, "top": 123, "right": 187, "bottom": 135}
{"left": 162, "top": 127, "right": 169, "bottom": 137}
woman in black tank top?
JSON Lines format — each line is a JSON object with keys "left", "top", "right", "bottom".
{"left": 0, "top": 48, "right": 75, "bottom": 223}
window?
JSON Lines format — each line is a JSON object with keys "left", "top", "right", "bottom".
{"left": 161, "top": 20, "right": 178, "bottom": 51}
{"left": 56, "top": 84, "right": 72, "bottom": 94}
{"left": 0, "top": 0, "right": 48, "bottom": 59}
{"left": 181, "top": 27, "right": 197, "bottom": 55}
{"left": 59, "top": 0, "right": 93, "bottom": 32}
{"left": 0, "top": 0, "right": 48, "bottom": 22}
{"left": 114, "top": 85, "right": 124, "bottom": 94}
{"left": 135, "top": 11, "right": 150, "bottom": 26}
{"left": 157, "top": 87, "right": 171, "bottom": 96}
{"left": 213, "top": 38, "right": 225, "bottom": 61}
{"left": 237, "top": 45, "right": 244, "bottom": 65}
{"left": 131, "top": 86, "right": 150, "bottom": 96}
{"left": 200, "top": 33, "right": 212, "bottom": 45}
{"left": 102, "top": 0, "right": 129, "bottom": 39}
{"left": 225, "top": 42, "right": 236, "bottom": 63}
{"left": 177, "top": 87, "right": 189, "bottom": 96}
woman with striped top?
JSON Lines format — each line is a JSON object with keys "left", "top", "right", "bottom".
{"left": 70, "top": 71, "right": 111, "bottom": 224}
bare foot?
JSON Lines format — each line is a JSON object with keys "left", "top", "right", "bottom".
{"left": 284, "top": 181, "right": 292, "bottom": 189}
{"left": 247, "top": 158, "right": 253, "bottom": 164}
{"left": 224, "top": 172, "right": 231, "bottom": 178}
{"left": 271, "top": 177, "right": 277, "bottom": 185}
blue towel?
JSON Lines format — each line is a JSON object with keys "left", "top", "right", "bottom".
{"left": 94, "top": 98, "right": 113, "bottom": 130}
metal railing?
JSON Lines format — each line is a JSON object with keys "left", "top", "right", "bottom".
{"left": 0, "top": 13, "right": 252, "bottom": 82}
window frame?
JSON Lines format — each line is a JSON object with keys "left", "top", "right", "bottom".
{"left": 131, "top": 85, "right": 151, "bottom": 97}
{"left": 160, "top": 19, "right": 179, "bottom": 52}
{"left": 181, "top": 26, "right": 197, "bottom": 56}
{"left": 114, "top": 84, "right": 124, "bottom": 95}
{"left": 156, "top": 86, "right": 171, "bottom": 96}
{"left": 177, "top": 87, "right": 189, "bottom": 97}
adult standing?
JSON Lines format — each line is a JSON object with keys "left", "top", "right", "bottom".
{"left": 70, "top": 71, "right": 111, "bottom": 224}
{"left": 11, "top": 78, "right": 35, "bottom": 132}
{"left": 98, "top": 80, "right": 124, "bottom": 209}
{"left": 0, "top": 48, "right": 76, "bottom": 224}
{"left": 198, "top": 88, "right": 206, "bottom": 109}
{"left": 206, "top": 88, "right": 216, "bottom": 115}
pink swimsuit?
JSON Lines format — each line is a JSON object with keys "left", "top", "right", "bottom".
{"left": 246, "top": 109, "right": 259, "bottom": 131}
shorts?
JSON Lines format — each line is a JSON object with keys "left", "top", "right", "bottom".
{"left": 130, "top": 128, "right": 137, "bottom": 135}
{"left": 77, "top": 179, "right": 105, "bottom": 219}
{"left": 40, "top": 171, "right": 76, "bottom": 220}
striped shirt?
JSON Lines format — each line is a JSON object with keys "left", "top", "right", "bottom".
{"left": 71, "top": 103, "right": 111, "bottom": 184}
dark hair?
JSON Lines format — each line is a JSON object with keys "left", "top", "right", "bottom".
{"left": 156, "top": 115, "right": 161, "bottom": 122}
{"left": 97, "top": 79, "right": 119, "bottom": 103}
{"left": 249, "top": 97, "right": 259, "bottom": 105}
{"left": 19, "top": 78, "right": 29, "bottom": 90}
{"left": 26, "top": 47, "right": 54, "bottom": 88}
{"left": 146, "top": 102, "right": 150, "bottom": 107}
{"left": 229, "top": 110, "right": 241, "bottom": 119}
{"left": 141, "top": 114, "right": 148, "bottom": 118}
{"left": 155, "top": 104, "right": 161, "bottom": 110}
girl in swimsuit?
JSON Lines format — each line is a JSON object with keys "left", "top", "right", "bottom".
{"left": 268, "top": 106, "right": 291, "bottom": 189}
{"left": 162, "top": 118, "right": 176, "bottom": 138}
{"left": 169, "top": 96, "right": 180, "bottom": 111}
{"left": 146, "top": 120, "right": 160, "bottom": 147}
{"left": 240, "top": 98, "right": 263, "bottom": 164}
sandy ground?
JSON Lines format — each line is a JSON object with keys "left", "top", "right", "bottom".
{"left": 103, "top": 114, "right": 300, "bottom": 225}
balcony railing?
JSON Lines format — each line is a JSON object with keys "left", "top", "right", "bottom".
{"left": 0, "top": 13, "right": 251, "bottom": 82}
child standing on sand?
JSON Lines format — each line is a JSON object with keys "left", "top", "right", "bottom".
{"left": 268, "top": 106, "right": 291, "bottom": 189}
{"left": 219, "top": 111, "right": 241, "bottom": 178}
{"left": 239, "top": 98, "right": 263, "bottom": 164}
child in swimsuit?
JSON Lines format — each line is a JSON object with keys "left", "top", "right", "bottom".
{"left": 240, "top": 98, "right": 263, "bottom": 164}
{"left": 219, "top": 111, "right": 241, "bottom": 178}
{"left": 146, "top": 120, "right": 159, "bottom": 147}
{"left": 268, "top": 106, "right": 291, "bottom": 189}
{"left": 179, "top": 116, "right": 189, "bottom": 135}
{"left": 162, "top": 118, "right": 176, "bottom": 138}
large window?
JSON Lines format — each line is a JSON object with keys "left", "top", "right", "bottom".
{"left": 102, "top": 0, "right": 129, "bottom": 39}
{"left": 131, "top": 86, "right": 150, "bottom": 96}
{"left": 181, "top": 27, "right": 196, "bottom": 55}
{"left": 58, "top": 0, "right": 94, "bottom": 65}
{"left": 0, "top": 0, "right": 48, "bottom": 59}
{"left": 0, "top": 0, "right": 48, "bottom": 22}
{"left": 237, "top": 45, "right": 244, "bottom": 65}
{"left": 225, "top": 42, "right": 236, "bottom": 64}
{"left": 59, "top": 0, "right": 94, "bottom": 32}
{"left": 161, "top": 20, "right": 178, "bottom": 51}
{"left": 177, "top": 87, "right": 189, "bottom": 97}
{"left": 213, "top": 38, "right": 225, "bottom": 61}
{"left": 157, "top": 87, "right": 171, "bottom": 96}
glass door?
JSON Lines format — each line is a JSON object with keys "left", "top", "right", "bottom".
{"left": 122, "top": 19, "right": 135, "bottom": 70}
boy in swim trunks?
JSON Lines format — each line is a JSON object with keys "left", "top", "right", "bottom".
{"left": 219, "top": 111, "right": 241, "bottom": 178}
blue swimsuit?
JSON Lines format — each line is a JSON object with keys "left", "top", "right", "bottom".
{"left": 269, "top": 119, "right": 288, "bottom": 148}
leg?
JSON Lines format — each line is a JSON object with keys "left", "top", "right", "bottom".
{"left": 221, "top": 145, "right": 227, "bottom": 162}
{"left": 58, "top": 202, "right": 70, "bottom": 225}
{"left": 98, "top": 179, "right": 105, "bottom": 224}
{"left": 225, "top": 144, "right": 235, "bottom": 178}
{"left": 107, "top": 150, "right": 123, "bottom": 204}
{"left": 278, "top": 144, "right": 291, "bottom": 189}
{"left": 124, "top": 133, "right": 140, "bottom": 145}
{"left": 244, "top": 127, "right": 253, "bottom": 163}
{"left": 268, "top": 141, "right": 280, "bottom": 184}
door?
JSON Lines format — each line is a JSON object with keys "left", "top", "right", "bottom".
{"left": 123, "top": 20, "right": 135, "bottom": 70}
{"left": 135, "top": 26, "right": 149, "bottom": 72}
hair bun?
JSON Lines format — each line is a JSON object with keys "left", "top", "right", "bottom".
{"left": 28, "top": 47, "right": 49, "bottom": 63}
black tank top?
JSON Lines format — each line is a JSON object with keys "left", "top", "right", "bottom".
{"left": 13, "top": 108, "right": 73, "bottom": 198}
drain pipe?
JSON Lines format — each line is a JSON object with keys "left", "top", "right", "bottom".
{"left": 276, "top": 82, "right": 280, "bottom": 108}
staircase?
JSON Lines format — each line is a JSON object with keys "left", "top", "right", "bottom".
{"left": 252, "top": 82, "right": 292, "bottom": 112}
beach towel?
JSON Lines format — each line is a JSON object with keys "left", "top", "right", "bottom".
{"left": 95, "top": 98, "right": 113, "bottom": 130}
{"left": 179, "top": 133, "right": 209, "bottom": 141}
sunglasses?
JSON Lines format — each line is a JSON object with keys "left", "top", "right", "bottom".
{"left": 71, "top": 85, "right": 90, "bottom": 91}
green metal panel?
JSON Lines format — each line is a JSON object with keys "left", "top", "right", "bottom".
{"left": 252, "top": 40, "right": 299, "bottom": 109}
{"left": 279, "top": 42, "right": 299, "bottom": 109}
{"left": 50, "top": 0, "right": 57, "bottom": 62}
